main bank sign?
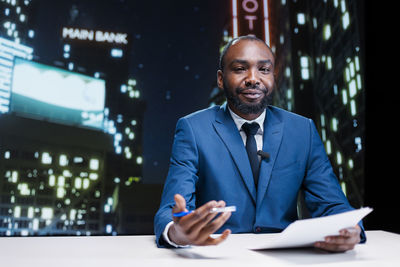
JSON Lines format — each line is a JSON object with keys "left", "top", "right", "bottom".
{"left": 62, "top": 27, "right": 128, "bottom": 45}
{"left": 232, "top": 0, "right": 270, "bottom": 45}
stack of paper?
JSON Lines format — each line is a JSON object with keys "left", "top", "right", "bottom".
{"left": 248, "top": 207, "right": 373, "bottom": 250}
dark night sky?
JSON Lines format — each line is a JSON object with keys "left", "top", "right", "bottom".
{"left": 29, "top": 0, "right": 229, "bottom": 184}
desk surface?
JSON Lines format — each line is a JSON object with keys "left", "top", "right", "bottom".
{"left": 0, "top": 230, "right": 399, "bottom": 267}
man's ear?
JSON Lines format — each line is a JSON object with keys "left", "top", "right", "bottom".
{"left": 217, "top": 70, "right": 224, "bottom": 90}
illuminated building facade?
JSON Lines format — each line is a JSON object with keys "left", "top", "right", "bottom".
{"left": 0, "top": 0, "right": 146, "bottom": 236}
{"left": 210, "top": 0, "right": 365, "bottom": 208}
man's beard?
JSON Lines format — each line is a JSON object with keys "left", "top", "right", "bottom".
{"left": 223, "top": 84, "right": 272, "bottom": 115}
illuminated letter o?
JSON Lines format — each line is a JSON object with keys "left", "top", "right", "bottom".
{"left": 242, "top": 0, "right": 258, "bottom": 13}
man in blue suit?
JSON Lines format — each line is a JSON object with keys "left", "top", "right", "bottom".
{"left": 154, "top": 35, "right": 364, "bottom": 251}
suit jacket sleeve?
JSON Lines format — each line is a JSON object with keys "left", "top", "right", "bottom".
{"left": 302, "top": 119, "right": 366, "bottom": 242}
{"left": 154, "top": 117, "right": 199, "bottom": 247}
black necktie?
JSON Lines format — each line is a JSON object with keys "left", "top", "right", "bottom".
{"left": 242, "top": 122, "right": 260, "bottom": 187}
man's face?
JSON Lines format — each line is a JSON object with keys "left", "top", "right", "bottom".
{"left": 217, "top": 39, "right": 275, "bottom": 118}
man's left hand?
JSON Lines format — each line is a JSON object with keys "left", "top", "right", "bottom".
{"left": 314, "top": 225, "right": 361, "bottom": 252}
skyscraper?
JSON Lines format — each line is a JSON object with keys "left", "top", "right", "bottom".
{"left": 0, "top": 0, "right": 146, "bottom": 236}
{"left": 210, "top": 0, "right": 365, "bottom": 208}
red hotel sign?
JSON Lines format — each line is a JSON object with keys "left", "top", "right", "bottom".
{"left": 232, "top": 0, "right": 270, "bottom": 45}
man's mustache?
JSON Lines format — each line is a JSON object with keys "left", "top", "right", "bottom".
{"left": 235, "top": 85, "right": 269, "bottom": 94}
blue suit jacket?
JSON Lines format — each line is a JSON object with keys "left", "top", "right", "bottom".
{"left": 154, "top": 104, "right": 364, "bottom": 247}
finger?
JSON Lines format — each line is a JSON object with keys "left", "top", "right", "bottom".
{"left": 339, "top": 226, "right": 361, "bottom": 237}
{"left": 172, "top": 194, "right": 187, "bottom": 223}
{"left": 179, "top": 200, "right": 218, "bottom": 229}
{"left": 205, "top": 229, "right": 231, "bottom": 246}
{"left": 173, "top": 194, "right": 187, "bottom": 212}
{"left": 315, "top": 241, "right": 355, "bottom": 252}
{"left": 188, "top": 201, "right": 226, "bottom": 235}
{"left": 200, "top": 210, "right": 232, "bottom": 237}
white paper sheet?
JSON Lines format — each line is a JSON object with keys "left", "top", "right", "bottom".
{"left": 248, "top": 207, "right": 373, "bottom": 250}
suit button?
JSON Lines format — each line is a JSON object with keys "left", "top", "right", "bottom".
{"left": 255, "top": 227, "right": 261, "bottom": 233}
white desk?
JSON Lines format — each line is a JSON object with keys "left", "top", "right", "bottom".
{"left": 0, "top": 231, "right": 399, "bottom": 267}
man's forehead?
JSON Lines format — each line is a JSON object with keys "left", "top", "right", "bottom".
{"left": 227, "top": 39, "right": 274, "bottom": 61}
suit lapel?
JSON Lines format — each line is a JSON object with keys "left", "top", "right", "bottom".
{"left": 212, "top": 104, "right": 257, "bottom": 204}
{"left": 256, "top": 107, "right": 284, "bottom": 206}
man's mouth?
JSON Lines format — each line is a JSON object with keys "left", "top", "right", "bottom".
{"left": 239, "top": 89, "right": 265, "bottom": 100}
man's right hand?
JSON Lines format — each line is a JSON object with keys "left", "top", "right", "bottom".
{"left": 168, "top": 194, "right": 232, "bottom": 246}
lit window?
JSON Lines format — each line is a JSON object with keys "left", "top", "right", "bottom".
{"left": 349, "top": 79, "right": 357, "bottom": 98}
{"left": 11, "top": 171, "right": 18, "bottom": 183}
{"left": 128, "top": 79, "right": 137, "bottom": 86}
{"left": 341, "top": 182, "right": 347, "bottom": 196}
{"left": 110, "top": 48, "right": 123, "bottom": 58}
{"left": 32, "top": 218, "right": 39, "bottom": 231}
{"left": 64, "top": 44, "right": 70, "bottom": 52}
{"left": 59, "top": 154, "right": 68, "bottom": 166}
{"left": 342, "top": 12, "right": 350, "bottom": 29}
{"left": 4, "top": 151, "right": 10, "bottom": 159}
{"left": 49, "top": 175, "right": 56, "bottom": 187}
{"left": 355, "top": 137, "right": 362, "bottom": 152}
{"left": 348, "top": 159, "right": 354, "bottom": 169}
{"left": 136, "top": 156, "right": 143, "bottom": 164}
{"left": 331, "top": 118, "right": 338, "bottom": 132}
{"left": 300, "top": 56, "right": 310, "bottom": 80}
{"left": 326, "top": 56, "right": 332, "bottom": 70}
{"left": 356, "top": 74, "right": 362, "bottom": 90}
{"left": 18, "top": 183, "right": 30, "bottom": 195}
{"left": 89, "top": 173, "right": 98, "bottom": 180}
{"left": 57, "top": 187, "right": 66, "bottom": 198}
{"left": 89, "top": 158, "right": 99, "bottom": 170}
{"left": 83, "top": 178, "right": 90, "bottom": 189}
{"left": 320, "top": 114, "right": 325, "bottom": 127}
{"left": 349, "top": 62, "right": 355, "bottom": 77}
{"left": 42, "top": 152, "right": 52, "bottom": 164}
{"left": 312, "top": 18, "right": 317, "bottom": 29}
{"left": 323, "top": 24, "right": 331, "bottom": 40}
{"left": 325, "top": 140, "right": 332, "bottom": 155}
{"left": 70, "top": 209, "right": 76, "bottom": 220}
{"left": 297, "top": 13, "right": 305, "bottom": 25}
{"left": 58, "top": 176, "right": 65, "bottom": 187}
{"left": 19, "top": 14, "right": 25, "bottom": 22}
{"left": 342, "top": 90, "right": 348, "bottom": 104}
{"left": 14, "top": 206, "right": 21, "bottom": 218}
{"left": 301, "top": 69, "right": 309, "bottom": 80}
{"left": 41, "top": 207, "right": 53, "bottom": 219}
{"left": 106, "top": 224, "right": 112, "bottom": 234}
{"left": 28, "top": 29, "right": 34, "bottom": 38}
{"left": 340, "top": 0, "right": 346, "bottom": 13}
{"left": 27, "top": 207, "right": 34, "bottom": 218}
{"left": 334, "top": 0, "right": 339, "bottom": 8}
{"left": 350, "top": 100, "right": 357, "bottom": 116}
{"left": 300, "top": 56, "right": 308, "bottom": 68}
{"left": 74, "top": 177, "right": 82, "bottom": 189}
{"left": 336, "top": 151, "right": 342, "bottom": 165}
{"left": 355, "top": 56, "right": 360, "bottom": 71}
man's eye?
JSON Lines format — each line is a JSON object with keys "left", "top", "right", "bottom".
{"left": 260, "top": 67, "right": 271, "bottom": 73}
{"left": 234, "top": 67, "right": 245, "bottom": 72}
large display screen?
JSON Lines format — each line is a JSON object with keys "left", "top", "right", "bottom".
{"left": 10, "top": 58, "right": 105, "bottom": 130}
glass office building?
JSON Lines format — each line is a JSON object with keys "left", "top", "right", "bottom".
{"left": 210, "top": 0, "right": 365, "bottom": 208}
{"left": 0, "top": 0, "right": 146, "bottom": 236}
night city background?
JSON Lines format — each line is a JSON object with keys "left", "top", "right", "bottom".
{"left": 1, "top": 0, "right": 395, "bottom": 237}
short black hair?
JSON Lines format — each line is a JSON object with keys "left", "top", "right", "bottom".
{"left": 219, "top": 35, "right": 273, "bottom": 71}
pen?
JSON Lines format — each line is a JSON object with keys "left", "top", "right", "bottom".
{"left": 173, "top": 206, "right": 236, "bottom": 217}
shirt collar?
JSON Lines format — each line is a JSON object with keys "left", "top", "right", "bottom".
{"left": 227, "top": 105, "right": 265, "bottom": 134}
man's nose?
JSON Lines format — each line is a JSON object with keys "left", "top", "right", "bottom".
{"left": 244, "top": 69, "right": 260, "bottom": 87}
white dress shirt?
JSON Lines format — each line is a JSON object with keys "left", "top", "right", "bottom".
{"left": 162, "top": 107, "right": 266, "bottom": 247}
